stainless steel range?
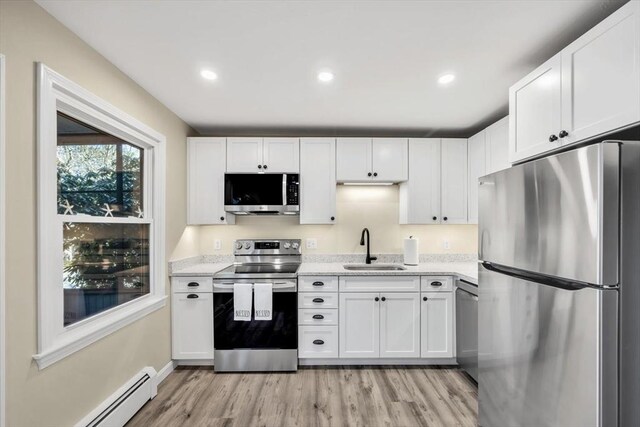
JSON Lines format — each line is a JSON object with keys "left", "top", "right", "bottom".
{"left": 213, "top": 239, "right": 300, "bottom": 372}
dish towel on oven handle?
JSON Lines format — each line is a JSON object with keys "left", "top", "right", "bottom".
{"left": 253, "top": 282, "right": 273, "bottom": 321}
{"left": 233, "top": 283, "right": 253, "bottom": 321}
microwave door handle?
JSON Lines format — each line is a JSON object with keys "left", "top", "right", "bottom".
{"left": 282, "top": 174, "right": 287, "bottom": 206}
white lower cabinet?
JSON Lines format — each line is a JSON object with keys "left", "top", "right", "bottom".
{"left": 421, "top": 292, "right": 454, "bottom": 358}
{"left": 339, "top": 292, "right": 380, "bottom": 358}
{"left": 171, "top": 289, "right": 214, "bottom": 360}
{"left": 380, "top": 293, "right": 421, "bottom": 358}
{"left": 299, "top": 326, "right": 339, "bottom": 358}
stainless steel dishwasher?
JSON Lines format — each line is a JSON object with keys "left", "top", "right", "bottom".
{"left": 456, "top": 279, "right": 478, "bottom": 382}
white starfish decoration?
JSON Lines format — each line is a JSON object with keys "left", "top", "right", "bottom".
{"left": 101, "top": 203, "right": 114, "bottom": 217}
{"left": 60, "top": 199, "right": 74, "bottom": 215}
{"left": 136, "top": 207, "right": 144, "bottom": 218}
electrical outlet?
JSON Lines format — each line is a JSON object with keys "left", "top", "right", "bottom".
{"left": 306, "top": 238, "right": 318, "bottom": 249}
{"left": 214, "top": 239, "right": 222, "bottom": 250}
{"left": 443, "top": 240, "right": 450, "bottom": 250}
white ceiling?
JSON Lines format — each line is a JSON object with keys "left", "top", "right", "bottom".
{"left": 37, "top": 0, "right": 626, "bottom": 137}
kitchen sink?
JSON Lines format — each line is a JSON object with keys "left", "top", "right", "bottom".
{"left": 343, "top": 263, "right": 407, "bottom": 271}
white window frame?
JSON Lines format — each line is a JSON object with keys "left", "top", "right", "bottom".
{"left": 34, "top": 63, "right": 167, "bottom": 369}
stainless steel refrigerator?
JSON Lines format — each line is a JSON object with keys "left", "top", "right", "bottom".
{"left": 478, "top": 141, "right": 640, "bottom": 427}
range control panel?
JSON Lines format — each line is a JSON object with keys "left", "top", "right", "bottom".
{"left": 233, "top": 239, "right": 302, "bottom": 255}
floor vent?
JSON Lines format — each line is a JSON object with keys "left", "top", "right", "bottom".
{"left": 77, "top": 367, "right": 157, "bottom": 427}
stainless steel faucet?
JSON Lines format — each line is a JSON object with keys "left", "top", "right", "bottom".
{"left": 360, "top": 228, "right": 377, "bottom": 264}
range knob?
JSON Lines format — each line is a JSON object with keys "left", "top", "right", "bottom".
{"left": 283, "top": 242, "right": 291, "bottom": 249}
{"left": 244, "top": 241, "right": 252, "bottom": 249}
{"left": 235, "top": 242, "right": 243, "bottom": 250}
{"left": 291, "top": 242, "right": 300, "bottom": 250}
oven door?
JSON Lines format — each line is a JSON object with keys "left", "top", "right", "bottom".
{"left": 213, "top": 280, "right": 298, "bottom": 350}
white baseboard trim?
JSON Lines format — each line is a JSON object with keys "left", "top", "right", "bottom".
{"left": 298, "top": 357, "right": 458, "bottom": 366}
{"left": 155, "top": 360, "right": 176, "bottom": 387}
{"left": 75, "top": 366, "right": 157, "bottom": 427}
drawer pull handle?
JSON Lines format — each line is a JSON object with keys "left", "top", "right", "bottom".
{"left": 312, "top": 298, "right": 324, "bottom": 303}
{"left": 313, "top": 339, "right": 325, "bottom": 345}
{"left": 187, "top": 282, "right": 200, "bottom": 287}
{"left": 312, "top": 281, "right": 325, "bottom": 287}
{"left": 431, "top": 281, "right": 443, "bottom": 287}
{"left": 312, "top": 314, "right": 325, "bottom": 320}
{"left": 187, "top": 294, "right": 199, "bottom": 299}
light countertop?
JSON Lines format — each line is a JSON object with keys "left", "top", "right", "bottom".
{"left": 171, "top": 261, "right": 478, "bottom": 284}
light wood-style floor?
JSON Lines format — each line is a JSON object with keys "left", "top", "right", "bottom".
{"left": 127, "top": 366, "right": 477, "bottom": 427}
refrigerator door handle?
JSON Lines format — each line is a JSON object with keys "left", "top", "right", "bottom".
{"left": 481, "top": 262, "right": 612, "bottom": 291}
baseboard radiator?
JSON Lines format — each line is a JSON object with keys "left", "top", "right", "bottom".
{"left": 76, "top": 367, "right": 158, "bottom": 427}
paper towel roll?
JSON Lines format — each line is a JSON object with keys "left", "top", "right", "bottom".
{"left": 404, "top": 236, "right": 419, "bottom": 266}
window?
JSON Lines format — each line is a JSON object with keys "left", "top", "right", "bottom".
{"left": 36, "top": 64, "right": 166, "bottom": 369}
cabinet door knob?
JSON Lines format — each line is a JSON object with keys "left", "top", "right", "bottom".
{"left": 220, "top": 216, "right": 225, "bottom": 221}
{"left": 368, "top": 172, "right": 372, "bottom": 177}
{"left": 373, "top": 172, "right": 378, "bottom": 177}
{"left": 187, "top": 282, "right": 199, "bottom": 287}
{"left": 443, "top": 217, "right": 448, "bottom": 221}
{"left": 312, "top": 281, "right": 325, "bottom": 287}
{"left": 312, "top": 298, "right": 324, "bottom": 303}
{"left": 375, "top": 297, "right": 380, "bottom": 301}
{"left": 330, "top": 216, "right": 335, "bottom": 221}
{"left": 258, "top": 164, "right": 262, "bottom": 169}
{"left": 313, "top": 339, "right": 325, "bottom": 345}
{"left": 432, "top": 216, "right": 437, "bottom": 221}
{"left": 381, "top": 296, "right": 386, "bottom": 301}
{"left": 312, "top": 314, "right": 324, "bottom": 320}
{"left": 549, "top": 134, "right": 558, "bottom": 142}
{"left": 559, "top": 130, "right": 569, "bottom": 138}
{"left": 263, "top": 164, "right": 268, "bottom": 169}
{"left": 187, "top": 294, "right": 199, "bottom": 299}
{"left": 423, "top": 296, "right": 428, "bottom": 301}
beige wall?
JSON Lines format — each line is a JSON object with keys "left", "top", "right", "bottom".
{"left": 197, "top": 185, "right": 478, "bottom": 255}
{"left": 0, "top": 1, "right": 198, "bottom": 426}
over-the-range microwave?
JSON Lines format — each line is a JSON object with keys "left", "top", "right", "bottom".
{"left": 224, "top": 173, "right": 299, "bottom": 215}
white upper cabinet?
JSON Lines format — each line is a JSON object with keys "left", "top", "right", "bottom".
{"left": 379, "top": 292, "right": 421, "bottom": 358}
{"left": 485, "top": 116, "right": 510, "bottom": 174}
{"left": 336, "top": 137, "right": 408, "bottom": 182}
{"left": 300, "top": 138, "right": 336, "bottom": 224}
{"left": 336, "top": 138, "right": 371, "bottom": 181}
{"left": 263, "top": 137, "right": 300, "bottom": 173}
{"left": 372, "top": 138, "right": 408, "bottom": 182}
{"left": 561, "top": 1, "right": 640, "bottom": 146}
{"left": 226, "top": 137, "right": 263, "bottom": 172}
{"left": 187, "top": 137, "right": 235, "bottom": 225}
{"left": 509, "top": 54, "right": 563, "bottom": 163}
{"left": 227, "top": 137, "right": 300, "bottom": 173}
{"left": 399, "top": 139, "right": 441, "bottom": 224}
{"left": 510, "top": 1, "right": 640, "bottom": 163}
{"left": 467, "top": 131, "right": 486, "bottom": 224}
{"left": 441, "top": 138, "right": 468, "bottom": 224}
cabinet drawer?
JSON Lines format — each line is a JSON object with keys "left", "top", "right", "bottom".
{"left": 339, "top": 276, "right": 420, "bottom": 292}
{"left": 298, "top": 292, "right": 338, "bottom": 309}
{"left": 299, "top": 326, "right": 339, "bottom": 358}
{"left": 298, "top": 276, "right": 339, "bottom": 292}
{"left": 421, "top": 276, "right": 453, "bottom": 292}
{"left": 298, "top": 308, "right": 338, "bottom": 326}
{"left": 171, "top": 276, "right": 213, "bottom": 293}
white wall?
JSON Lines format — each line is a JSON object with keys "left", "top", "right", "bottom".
{"left": 196, "top": 185, "right": 477, "bottom": 256}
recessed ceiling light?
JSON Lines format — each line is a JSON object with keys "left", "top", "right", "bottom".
{"left": 200, "top": 69, "right": 218, "bottom": 81}
{"left": 438, "top": 73, "right": 456, "bottom": 85}
{"left": 317, "top": 70, "right": 334, "bottom": 83}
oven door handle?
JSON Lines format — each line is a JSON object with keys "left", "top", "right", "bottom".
{"left": 213, "top": 282, "right": 297, "bottom": 292}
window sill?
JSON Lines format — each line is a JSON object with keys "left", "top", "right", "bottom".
{"left": 33, "top": 295, "right": 167, "bottom": 370}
